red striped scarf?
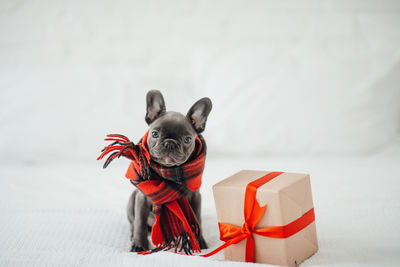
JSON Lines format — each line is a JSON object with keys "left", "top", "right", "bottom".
{"left": 98, "top": 131, "right": 206, "bottom": 254}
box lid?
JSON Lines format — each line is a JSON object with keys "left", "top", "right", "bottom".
{"left": 212, "top": 170, "right": 313, "bottom": 227}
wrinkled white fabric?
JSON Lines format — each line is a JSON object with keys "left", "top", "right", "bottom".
{"left": 1, "top": 156, "right": 399, "bottom": 266}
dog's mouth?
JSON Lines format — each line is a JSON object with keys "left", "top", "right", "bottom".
{"left": 149, "top": 147, "right": 188, "bottom": 167}
{"left": 157, "top": 156, "right": 183, "bottom": 167}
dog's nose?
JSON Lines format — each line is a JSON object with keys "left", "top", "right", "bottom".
{"left": 164, "top": 140, "right": 177, "bottom": 151}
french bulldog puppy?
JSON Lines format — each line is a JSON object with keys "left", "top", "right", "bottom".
{"left": 127, "top": 90, "right": 212, "bottom": 252}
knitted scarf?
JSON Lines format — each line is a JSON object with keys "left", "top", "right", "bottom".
{"left": 97, "top": 131, "right": 206, "bottom": 254}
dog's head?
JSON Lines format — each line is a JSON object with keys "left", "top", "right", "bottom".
{"left": 144, "top": 90, "right": 212, "bottom": 167}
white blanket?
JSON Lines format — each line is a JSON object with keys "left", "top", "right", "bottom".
{"left": 1, "top": 155, "right": 399, "bottom": 266}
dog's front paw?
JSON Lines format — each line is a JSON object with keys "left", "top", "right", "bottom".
{"left": 130, "top": 238, "right": 149, "bottom": 253}
{"left": 130, "top": 243, "right": 148, "bottom": 252}
{"left": 198, "top": 236, "right": 208, "bottom": 250}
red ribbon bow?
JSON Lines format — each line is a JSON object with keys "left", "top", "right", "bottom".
{"left": 201, "top": 172, "right": 315, "bottom": 262}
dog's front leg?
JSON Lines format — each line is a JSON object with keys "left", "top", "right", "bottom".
{"left": 189, "top": 191, "right": 208, "bottom": 249}
{"left": 129, "top": 189, "right": 151, "bottom": 252}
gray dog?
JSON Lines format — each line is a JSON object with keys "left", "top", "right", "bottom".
{"left": 127, "top": 90, "right": 212, "bottom": 252}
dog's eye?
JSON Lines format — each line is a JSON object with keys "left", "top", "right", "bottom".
{"left": 152, "top": 131, "right": 159, "bottom": 138}
{"left": 184, "top": 136, "right": 192, "bottom": 144}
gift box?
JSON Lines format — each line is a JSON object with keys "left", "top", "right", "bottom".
{"left": 211, "top": 170, "right": 318, "bottom": 266}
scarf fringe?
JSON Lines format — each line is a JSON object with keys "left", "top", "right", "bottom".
{"left": 140, "top": 225, "right": 201, "bottom": 255}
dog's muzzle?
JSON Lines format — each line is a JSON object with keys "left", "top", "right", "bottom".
{"left": 163, "top": 139, "right": 178, "bottom": 152}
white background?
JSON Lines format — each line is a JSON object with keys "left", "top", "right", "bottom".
{"left": 1, "top": 1, "right": 400, "bottom": 266}
{"left": 1, "top": 0, "right": 400, "bottom": 162}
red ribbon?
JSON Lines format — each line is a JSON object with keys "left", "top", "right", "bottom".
{"left": 201, "top": 172, "right": 315, "bottom": 262}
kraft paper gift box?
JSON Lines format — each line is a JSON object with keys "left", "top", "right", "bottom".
{"left": 211, "top": 170, "right": 318, "bottom": 266}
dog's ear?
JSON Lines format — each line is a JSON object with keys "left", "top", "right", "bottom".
{"left": 186, "top": 97, "right": 212, "bottom": 133}
{"left": 145, "top": 90, "right": 166, "bottom": 125}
